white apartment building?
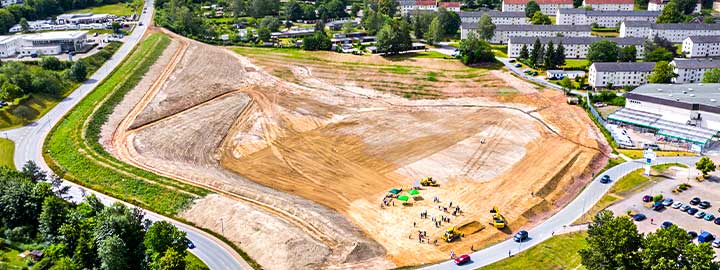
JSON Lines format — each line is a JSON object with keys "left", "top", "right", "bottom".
{"left": 462, "top": 24, "right": 592, "bottom": 43}
{"left": 506, "top": 36, "right": 645, "bottom": 58}
{"left": 682, "top": 36, "right": 720, "bottom": 57}
{"left": 671, "top": 59, "right": 720, "bottom": 83}
{"left": 439, "top": 2, "right": 461, "bottom": 11}
{"left": 582, "top": 0, "right": 634, "bottom": 10}
{"left": 0, "top": 0, "right": 21, "bottom": 6}
{"left": 620, "top": 21, "right": 720, "bottom": 43}
{"left": 459, "top": 11, "right": 529, "bottom": 25}
{"left": 556, "top": 9, "right": 659, "bottom": 27}
{"left": 398, "top": 0, "right": 463, "bottom": 15}
{"left": 588, "top": 62, "right": 655, "bottom": 88}
{"left": 648, "top": 0, "right": 701, "bottom": 12}
{"left": 56, "top": 13, "right": 113, "bottom": 24}
{"left": 0, "top": 31, "right": 87, "bottom": 58}
{"left": 501, "top": 0, "right": 573, "bottom": 14}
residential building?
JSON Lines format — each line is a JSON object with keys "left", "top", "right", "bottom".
{"left": 582, "top": 0, "right": 634, "bottom": 10}
{"left": 462, "top": 24, "right": 592, "bottom": 43}
{"left": 506, "top": 36, "right": 645, "bottom": 58}
{"left": 459, "top": 11, "right": 529, "bottom": 25}
{"left": 501, "top": 0, "right": 574, "bottom": 14}
{"left": 0, "top": 31, "right": 87, "bottom": 57}
{"left": 398, "top": 0, "right": 463, "bottom": 15}
{"left": 714, "top": 0, "right": 720, "bottom": 12}
{"left": 682, "top": 36, "right": 720, "bottom": 57}
{"left": 670, "top": 59, "right": 720, "bottom": 83}
{"left": 439, "top": 1, "right": 461, "bottom": 11}
{"left": 588, "top": 62, "right": 655, "bottom": 88}
{"left": 0, "top": 0, "right": 21, "bottom": 6}
{"left": 648, "top": 0, "right": 701, "bottom": 12}
{"left": 556, "top": 9, "right": 659, "bottom": 27}
{"left": 608, "top": 83, "right": 720, "bottom": 150}
{"left": 620, "top": 21, "right": 720, "bottom": 42}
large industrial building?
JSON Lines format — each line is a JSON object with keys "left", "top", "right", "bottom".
{"left": 608, "top": 83, "right": 720, "bottom": 149}
{"left": 0, "top": 31, "right": 88, "bottom": 58}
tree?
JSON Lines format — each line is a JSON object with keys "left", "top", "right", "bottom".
{"left": 12, "top": 105, "right": 33, "bottom": 123}
{"left": 145, "top": 221, "right": 189, "bottom": 267}
{"left": 681, "top": 241, "right": 719, "bottom": 270}
{"left": 525, "top": 0, "right": 541, "bottom": 17}
{"left": 342, "top": 20, "right": 354, "bottom": 34}
{"left": 111, "top": 21, "right": 121, "bottom": 34}
{"left": 458, "top": 32, "right": 495, "bottom": 65}
{"left": 98, "top": 235, "right": 129, "bottom": 270}
{"left": 301, "top": 31, "right": 331, "bottom": 50}
{"left": 544, "top": 41, "right": 555, "bottom": 69}
{"left": 19, "top": 17, "right": 29, "bottom": 32}
{"left": 559, "top": 76, "right": 573, "bottom": 90}
{"left": 648, "top": 61, "right": 676, "bottom": 83}
{"left": 259, "top": 16, "right": 281, "bottom": 32}
{"left": 351, "top": 3, "right": 362, "bottom": 17}
{"left": 22, "top": 160, "right": 46, "bottom": 182}
{"left": 619, "top": 45, "right": 637, "bottom": 62}
{"left": 477, "top": 14, "right": 495, "bottom": 41}
{"left": 231, "top": 0, "right": 247, "bottom": 17}
{"left": 554, "top": 42, "right": 566, "bottom": 67}
{"left": 362, "top": 9, "right": 387, "bottom": 35}
{"left": 41, "top": 56, "right": 64, "bottom": 71}
{"left": 531, "top": 11, "right": 551, "bottom": 24}
{"left": 377, "top": 0, "right": 399, "bottom": 16}
{"left": 412, "top": 12, "right": 434, "bottom": 39}
{"left": 436, "top": 7, "right": 460, "bottom": 37}
{"left": 256, "top": 27, "right": 270, "bottom": 41}
{"left": 0, "top": 81, "right": 22, "bottom": 101}
{"left": 69, "top": 61, "right": 87, "bottom": 82}
{"left": 376, "top": 20, "right": 412, "bottom": 55}
{"left": 696, "top": 156, "right": 716, "bottom": 178}
{"left": 579, "top": 210, "right": 643, "bottom": 270}
{"left": 529, "top": 38, "right": 542, "bottom": 66}
{"left": 641, "top": 225, "right": 691, "bottom": 269}
{"left": 0, "top": 9, "right": 15, "bottom": 35}
{"left": 39, "top": 196, "right": 69, "bottom": 241}
{"left": 156, "top": 247, "right": 185, "bottom": 270}
{"left": 519, "top": 44, "right": 529, "bottom": 59}
{"left": 573, "top": 0, "right": 583, "bottom": 7}
{"left": 703, "top": 68, "right": 720, "bottom": 83}
{"left": 425, "top": 17, "right": 443, "bottom": 44}
{"left": 645, "top": 47, "right": 673, "bottom": 62}
{"left": 657, "top": 2, "right": 683, "bottom": 23}
{"left": 588, "top": 40, "right": 619, "bottom": 62}
{"left": 249, "top": 0, "right": 280, "bottom": 17}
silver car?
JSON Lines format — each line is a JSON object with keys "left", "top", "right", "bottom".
{"left": 672, "top": 202, "right": 683, "bottom": 209}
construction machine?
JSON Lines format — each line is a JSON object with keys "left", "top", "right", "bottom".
{"left": 420, "top": 177, "right": 439, "bottom": 187}
{"left": 490, "top": 206, "right": 506, "bottom": 229}
{"left": 441, "top": 227, "right": 464, "bottom": 242}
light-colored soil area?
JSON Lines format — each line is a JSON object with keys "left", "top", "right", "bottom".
{"left": 106, "top": 32, "right": 608, "bottom": 269}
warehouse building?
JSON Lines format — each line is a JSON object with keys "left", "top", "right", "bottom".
{"left": 462, "top": 24, "right": 592, "bottom": 43}
{"left": 556, "top": 9, "right": 659, "bottom": 27}
{"left": 608, "top": 83, "right": 720, "bottom": 149}
{"left": 507, "top": 36, "right": 644, "bottom": 58}
{"left": 588, "top": 62, "right": 655, "bottom": 88}
{"left": 501, "top": 0, "right": 573, "bottom": 14}
{"left": 620, "top": 21, "right": 720, "bottom": 43}
{"left": 682, "top": 36, "right": 720, "bottom": 58}
{"left": 459, "top": 11, "right": 529, "bottom": 25}
{"left": 0, "top": 31, "right": 87, "bottom": 58}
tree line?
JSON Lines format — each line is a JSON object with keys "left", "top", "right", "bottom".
{"left": 518, "top": 38, "right": 566, "bottom": 69}
{"left": 0, "top": 162, "right": 204, "bottom": 270}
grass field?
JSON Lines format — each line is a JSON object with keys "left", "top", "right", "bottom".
{"left": 478, "top": 232, "right": 588, "bottom": 270}
{"left": 491, "top": 44, "right": 508, "bottom": 58}
{"left": 619, "top": 149, "right": 697, "bottom": 159}
{"left": 385, "top": 50, "right": 454, "bottom": 60}
{"left": 560, "top": 59, "right": 590, "bottom": 70}
{"left": 68, "top": 2, "right": 138, "bottom": 16}
{"left": 0, "top": 246, "right": 27, "bottom": 269}
{"left": 0, "top": 138, "right": 14, "bottom": 169}
{"left": 186, "top": 253, "right": 209, "bottom": 270}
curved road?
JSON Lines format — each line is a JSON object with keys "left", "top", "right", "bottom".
{"left": 422, "top": 156, "right": 699, "bottom": 269}
{"left": 3, "top": 3, "right": 247, "bottom": 269}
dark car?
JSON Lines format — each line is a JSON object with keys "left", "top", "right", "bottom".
{"left": 661, "top": 198, "right": 674, "bottom": 206}
{"left": 514, "top": 230, "right": 529, "bottom": 242}
{"left": 691, "top": 197, "right": 702, "bottom": 205}
{"left": 689, "top": 231, "right": 699, "bottom": 239}
{"left": 514, "top": 63, "right": 521, "bottom": 68}
{"left": 509, "top": 59, "right": 516, "bottom": 63}
{"left": 642, "top": 195, "right": 653, "bottom": 202}
{"left": 454, "top": 254, "right": 471, "bottom": 265}
{"left": 187, "top": 240, "right": 195, "bottom": 249}
{"left": 653, "top": 201, "right": 665, "bottom": 211}
{"left": 600, "top": 175, "right": 611, "bottom": 184}
{"left": 661, "top": 221, "right": 673, "bottom": 229}
{"left": 714, "top": 217, "right": 720, "bottom": 225}
{"left": 688, "top": 208, "right": 699, "bottom": 215}
{"left": 633, "top": 213, "right": 647, "bottom": 221}
{"left": 700, "top": 201, "right": 712, "bottom": 209}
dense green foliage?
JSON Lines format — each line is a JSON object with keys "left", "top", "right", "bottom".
{"left": 458, "top": 32, "right": 494, "bottom": 64}
{"left": 530, "top": 11, "right": 551, "bottom": 25}
{"left": 376, "top": 19, "right": 412, "bottom": 54}
{"left": 648, "top": 61, "right": 676, "bottom": 83}
{"left": 525, "top": 0, "right": 540, "bottom": 17}
{"left": 302, "top": 30, "right": 332, "bottom": 50}
{"left": 696, "top": 156, "right": 716, "bottom": 177}
{"left": 525, "top": 38, "right": 565, "bottom": 69}
{"left": 476, "top": 14, "right": 495, "bottom": 41}
{"left": 618, "top": 45, "right": 637, "bottom": 62}
{"left": 702, "top": 68, "right": 720, "bottom": 83}
{"left": 588, "top": 40, "right": 619, "bottom": 62}
{"left": 589, "top": 90, "right": 625, "bottom": 106}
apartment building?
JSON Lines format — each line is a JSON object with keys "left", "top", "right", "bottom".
{"left": 501, "top": 0, "right": 573, "bottom": 14}
{"left": 398, "top": 0, "right": 462, "bottom": 15}
{"left": 506, "top": 36, "right": 645, "bottom": 58}
{"left": 0, "top": 0, "right": 21, "bottom": 6}
{"left": 582, "top": 0, "right": 634, "bottom": 10}
{"left": 588, "top": 62, "right": 655, "bottom": 88}
{"left": 462, "top": 24, "right": 592, "bottom": 43}
{"left": 439, "top": 1, "right": 461, "bottom": 11}
{"left": 459, "top": 11, "right": 529, "bottom": 24}
{"left": 682, "top": 36, "right": 720, "bottom": 57}
{"left": 671, "top": 59, "right": 720, "bottom": 83}
{"left": 620, "top": 21, "right": 720, "bottom": 43}
{"left": 556, "top": 9, "right": 659, "bottom": 27}
{"left": 648, "top": 0, "right": 701, "bottom": 12}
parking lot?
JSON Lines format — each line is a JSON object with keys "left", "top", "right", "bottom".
{"left": 608, "top": 166, "right": 720, "bottom": 252}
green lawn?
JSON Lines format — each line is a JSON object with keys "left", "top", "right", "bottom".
{"left": 560, "top": 59, "right": 590, "bottom": 70}
{"left": 0, "top": 138, "right": 14, "bottom": 169}
{"left": 478, "top": 232, "right": 588, "bottom": 270}
{"left": 491, "top": 44, "right": 508, "bottom": 58}
{"left": 0, "top": 246, "right": 28, "bottom": 269}
{"left": 619, "top": 149, "right": 697, "bottom": 159}
{"left": 186, "top": 253, "right": 209, "bottom": 270}
{"left": 68, "top": 2, "right": 138, "bottom": 16}
{"left": 385, "top": 50, "right": 455, "bottom": 60}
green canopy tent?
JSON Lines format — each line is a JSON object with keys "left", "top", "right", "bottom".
{"left": 408, "top": 189, "right": 420, "bottom": 195}
{"left": 389, "top": 188, "right": 401, "bottom": 195}
{"left": 397, "top": 195, "right": 409, "bottom": 201}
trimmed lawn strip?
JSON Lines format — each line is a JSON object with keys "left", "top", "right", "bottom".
{"left": 68, "top": 2, "right": 139, "bottom": 16}
{"left": 477, "top": 232, "right": 588, "bottom": 270}
{"left": 0, "top": 138, "right": 15, "bottom": 169}
{"left": 619, "top": 149, "right": 697, "bottom": 160}
{"left": 186, "top": 253, "right": 209, "bottom": 270}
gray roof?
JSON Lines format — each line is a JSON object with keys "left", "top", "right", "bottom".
{"left": 508, "top": 36, "right": 645, "bottom": 45}
{"left": 558, "top": 9, "right": 659, "bottom": 16}
{"left": 627, "top": 83, "right": 720, "bottom": 113}
{"left": 591, "top": 62, "right": 656, "bottom": 72}
{"left": 398, "top": 0, "right": 416, "bottom": 5}
{"left": 671, "top": 59, "right": 720, "bottom": 69}
{"left": 459, "top": 11, "right": 526, "bottom": 18}
{"left": 623, "top": 22, "right": 720, "bottom": 30}
{"left": 491, "top": 24, "right": 592, "bottom": 31}
{"left": 622, "top": 21, "right": 653, "bottom": 27}
{"left": 687, "top": 35, "right": 720, "bottom": 43}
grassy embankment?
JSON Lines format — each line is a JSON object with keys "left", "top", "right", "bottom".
{"left": 44, "top": 33, "right": 261, "bottom": 270}
{"left": 0, "top": 138, "right": 14, "bottom": 169}
{"left": 68, "top": 1, "right": 140, "bottom": 16}
{"left": 478, "top": 232, "right": 588, "bottom": 270}
{"left": 619, "top": 149, "right": 697, "bottom": 159}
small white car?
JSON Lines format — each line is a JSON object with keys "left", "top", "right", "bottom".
{"left": 672, "top": 202, "right": 683, "bottom": 209}
{"left": 713, "top": 239, "right": 720, "bottom": 248}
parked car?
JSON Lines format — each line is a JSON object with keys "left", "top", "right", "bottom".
{"left": 514, "top": 63, "right": 521, "bottom": 68}
{"left": 454, "top": 254, "right": 471, "bottom": 265}
{"left": 633, "top": 213, "right": 647, "bottom": 221}
{"left": 688, "top": 208, "right": 699, "bottom": 215}
{"left": 672, "top": 202, "right": 683, "bottom": 209}
{"left": 696, "top": 211, "right": 706, "bottom": 218}
{"left": 700, "top": 201, "right": 711, "bottom": 209}
{"left": 713, "top": 239, "right": 720, "bottom": 248}
{"left": 509, "top": 59, "right": 516, "bottom": 63}
{"left": 643, "top": 195, "right": 653, "bottom": 203}
{"left": 681, "top": 205, "right": 691, "bottom": 212}
{"left": 514, "top": 230, "right": 529, "bottom": 242}
{"left": 715, "top": 217, "right": 720, "bottom": 225}
{"left": 187, "top": 240, "right": 195, "bottom": 249}
{"left": 531, "top": 71, "right": 538, "bottom": 76}
{"left": 600, "top": 175, "right": 611, "bottom": 184}
{"left": 689, "top": 231, "right": 698, "bottom": 239}
{"left": 653, "top": 201, "right": 665, "bottom": 211}
{"left": 662, "top": 198, "right": 674, "bottom": 206}
{"left": 705, "top": 214, "right": 716, "bottom": 221}
{"left": 661, "top": 221, "right": 673, "bottom": 228}
{"left": 691, "top": 197, "right": 702, "bottom": 205}
{"left": 699, "top": 231, "right": 715, "bottom": 243}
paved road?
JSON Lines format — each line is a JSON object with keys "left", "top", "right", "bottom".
{"left": 422, "top": 156, "right": 699, "bottom": 269}
{"left": 3, "top": 3, "right": 246, "bottom": 270}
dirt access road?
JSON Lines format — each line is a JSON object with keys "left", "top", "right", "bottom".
{"left": 105, "top": 32, "right": 608, "bottom": 269}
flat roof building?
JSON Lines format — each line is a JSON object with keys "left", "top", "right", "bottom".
{"left": 588, "top": 62, "right": 655, "bottom": 88}
{"left": 556, "top": 9, "right": 659, "bottom": 27}
{"left": 0, "top": 31, "right": 87, "bottom": 58}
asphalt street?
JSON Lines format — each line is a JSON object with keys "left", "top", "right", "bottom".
{"left": 3, "top": 3, "right": 246, "bottom": 269}
{"left": 422, "top": 156, "right": 699, "bottom": 269}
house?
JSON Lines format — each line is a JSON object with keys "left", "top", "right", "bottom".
{"left": 439, "top": 2, "right": 461, "bottom": 11}
{"left": 620, "top": 21, "right": 720, "bottom": 43}
{"left": 648, "top": 0, "right": 701, "bottom": 12}
{"left": 588, "top": 62, "right": 655, "bottom": 88}
{"left": 682, "top": 36, "right": 720, "bottom": 57}
{"left": 507, "top": 36, "right": 645, "bottom": 58}
{"left": 582, "top": 0, "right": 634, "bottom": 10}
{"left": 462, "top": 24, "right": 592, "bottom": 43}
{"left": 556, "top": 9, "right": 659, "bottom": 27}
{"left": 459, "top": 11, "right": 529, "bottom": 24}
{"left": 670, "top": 59, "right": 720, "bottom": 83}
{"left": 501, "top": 0, "right": 574, "bottom": 14}
{"left": 547, "top": 70, "right": 586, "bottom": 79}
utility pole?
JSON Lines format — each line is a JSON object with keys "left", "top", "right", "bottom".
{"left": 221, "top": 218, "right": 225, "bottom": 236}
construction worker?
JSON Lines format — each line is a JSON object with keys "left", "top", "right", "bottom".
{"left": 450, "top": 250, "right": 456, "bottom": 259}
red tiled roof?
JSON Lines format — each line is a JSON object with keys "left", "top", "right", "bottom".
{"left": 439, "top": 2, "right": 461, "bottom": 7}
{"left": 503, "top": 0, "right": 573, "bottom": 4}
{"left": 416, "top": 0, "right": 437, "bottom": 5}
{"left": 584, "top": 0, "right": 634, "bottom": 4}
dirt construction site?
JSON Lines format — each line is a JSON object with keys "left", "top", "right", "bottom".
{"left": 102, "top": 30, "right": 609, "bottom": 269}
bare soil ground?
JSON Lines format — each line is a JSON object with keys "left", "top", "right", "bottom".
{"left": 106, "top": 32, "right": 608, "bottom": 269}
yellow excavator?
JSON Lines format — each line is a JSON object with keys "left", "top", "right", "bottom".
{"left": 441, "top": 227, "right": 464, "bottom": 242}
{"left": 420, "top": 177, "right": 439, "bottom": 187}
{"left": 490, "top": 206, "right": 506, "bottom": 229}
